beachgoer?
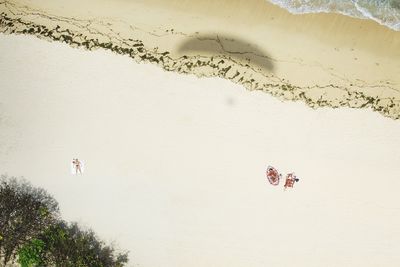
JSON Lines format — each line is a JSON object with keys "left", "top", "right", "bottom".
{"left": 73, "top": 158, "right": 82, "bottom": 174}
{"left": 284, "top": 173, "right": 299, "bottom": 190}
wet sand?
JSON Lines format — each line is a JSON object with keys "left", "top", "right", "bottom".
{"left": 1, "top": 0, "right": 400, "bottom": 119}
{"left": 1, "top": 34, "right": 400, "bottom": 267}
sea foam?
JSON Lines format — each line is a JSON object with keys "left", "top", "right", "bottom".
{"left": 268, "top": 0, "right": 400, "bottom": 31}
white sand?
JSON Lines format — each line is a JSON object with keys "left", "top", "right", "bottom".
{"left": 1, "top": 34, "right": 400, "bottom": 267}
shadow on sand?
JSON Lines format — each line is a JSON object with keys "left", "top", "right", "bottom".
{"left": 177, "top": 34, "right": 274, "bottom": 73}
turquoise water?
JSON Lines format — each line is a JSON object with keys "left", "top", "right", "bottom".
{"left": 268, "top": 0, "right": 400, "bottom": 31}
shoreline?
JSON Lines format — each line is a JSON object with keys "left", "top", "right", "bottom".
{"left": 266, "top": 0, "right": 400, "bottom": 32}
{"left": 1, "top": 0, "right": 400, "bottom": 119}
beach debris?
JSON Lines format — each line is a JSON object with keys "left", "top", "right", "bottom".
{"left": 284, "top": 173, "right": 299, "bottom": 190}
{"left": 266, "top": 166, "right": 281, "bottom": 186}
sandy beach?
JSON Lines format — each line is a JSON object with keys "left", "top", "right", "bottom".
{"left": 1, "top": 0, "right": 400, "bottom": 266}
{"left": 1, "top": 0, "right": 400, "bottom": 119}
{"left": 1, "top": 33, "right": 400, "bottom": 267}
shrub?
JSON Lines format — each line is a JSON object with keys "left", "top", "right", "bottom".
{"left": 1, "top": 175, "right": 129, "bottom": 266}
{"left": 17, "top": 239, "right": 45, "bottom": 267}
{"left": 36, "top": 221, "right": 129, "bottom": 267}
{"left": 0, "top": 175, "right": 59, "bottom": 265}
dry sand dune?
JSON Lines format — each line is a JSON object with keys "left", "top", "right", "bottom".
{"left": 1, "top": 34, "right": 400, "bottom": 267}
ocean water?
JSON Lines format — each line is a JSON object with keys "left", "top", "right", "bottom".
{"left": 268, "top": 0, "right": 400, "bottom": 31}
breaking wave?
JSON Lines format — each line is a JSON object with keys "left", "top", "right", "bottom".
{"left": 268, "top": 0, "right": 400, "bottom": 31}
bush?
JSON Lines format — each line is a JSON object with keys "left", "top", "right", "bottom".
{"left": 32, "top": 221, "right": 129, "bottom": 267}
{"left": 0, "top": 175, "right": 59, "bottom": 265}
{"left": 1, "top": 175, "right": 129, "bottom": 266}
{"left": 17, "top": 239, "right": 45, "bottom": 267}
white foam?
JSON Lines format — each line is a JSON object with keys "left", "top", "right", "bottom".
{"left": 267, "top": 0, "right": 400, "bottom": 31}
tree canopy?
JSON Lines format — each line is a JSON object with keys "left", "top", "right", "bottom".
{"left": 0, "top": 175, "right": 59, "bottom": 265}
{"left": 0, "top": 175, "right": 129, "bottom": 267}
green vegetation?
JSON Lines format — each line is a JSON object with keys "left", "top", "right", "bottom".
{"left": 0, "top": 175, "right": 129, "bottom": 267}
{"left": 17, "top": 239, "right": 45, "bottom": 267}
{"left": 0, "top": 176, "right": 59, "bottom": 265}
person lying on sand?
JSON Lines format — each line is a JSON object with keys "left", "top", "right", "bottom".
{"left": 72, "top": 158, "right": 82, "bottom": 174}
